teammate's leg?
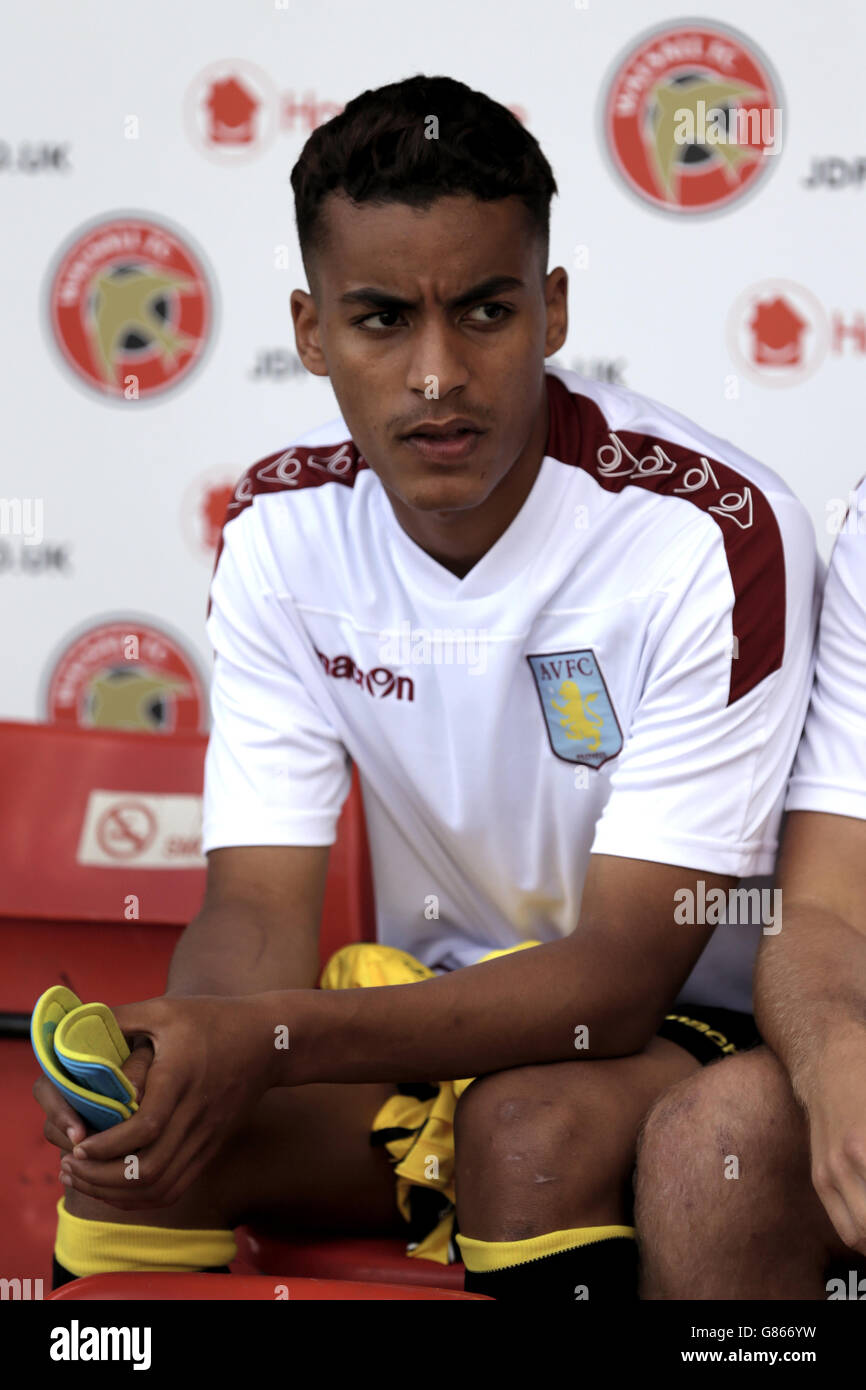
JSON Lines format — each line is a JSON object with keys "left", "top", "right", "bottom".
{"left": 54, "top": 1080, "right": 405, "bottom": 1285}
{"left": 634, "top": 1046, "right": 861, "bottom": 1299}
{"left": 453, "top": 1037, "right": 699, "bottom": 1300}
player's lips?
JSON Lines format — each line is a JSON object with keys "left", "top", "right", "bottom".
{"left": 401, "top": 417, "right": 486, "bottom": 462}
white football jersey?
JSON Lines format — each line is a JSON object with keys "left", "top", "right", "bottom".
{"left": 786, "top": 476, "right": 866, "bottom": 820}
{"left": 203, "top": 364, "right": 819, "bottom": 1012}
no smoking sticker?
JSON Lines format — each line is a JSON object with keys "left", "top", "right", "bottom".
{"left": 77, "top": 791, "right": 205, "bottom": 868}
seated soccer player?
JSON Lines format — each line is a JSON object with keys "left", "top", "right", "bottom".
{"left": 635, "top": 477, "right": 866, "bottom": 1299}
{"left": 37, "top": 73, "right": 819, "bottom": 1302}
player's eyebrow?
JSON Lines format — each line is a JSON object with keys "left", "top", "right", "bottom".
{"left": 339, "top": 274, "right": 526, "bottom": 312}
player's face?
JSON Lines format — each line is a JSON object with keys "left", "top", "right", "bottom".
{"left": 291, "top": 193, "right": 567, "bottom": 526}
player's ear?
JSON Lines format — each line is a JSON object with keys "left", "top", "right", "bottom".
{"left": 291, "top": 289, "right": 329, "bottom": 377}
{"left": 544, "top": 266, "right": 568, "bottom": 356}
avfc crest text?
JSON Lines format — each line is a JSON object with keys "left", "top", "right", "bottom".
{"left": 527, "top": 649, "right": 623, "bottom": 769}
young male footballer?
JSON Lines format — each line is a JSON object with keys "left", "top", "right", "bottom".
{"left": 636, "top": 477, "right": 866, "bottom": 1300}
{"left": 38, "top": 74, "right": 819, "bottom": 1301}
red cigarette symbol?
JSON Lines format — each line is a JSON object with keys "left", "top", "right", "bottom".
{"left": 95, "top": 801, "right": 158, "bottom": 859}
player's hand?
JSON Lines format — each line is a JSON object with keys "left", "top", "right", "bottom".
{"left": 34, "top": 1073, "right": 89, "bottom": 1155}
{"left": 33, "top": 1039, "right": 153, "bottom": 1155}
{"left": 804, "top": 1037, "right": 866, "bottom": 1257}
{"left": 58, "top": 993, "right": 274, "bottom": 1210}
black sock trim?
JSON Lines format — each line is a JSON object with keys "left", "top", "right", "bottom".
{"left": 52, "top": 1255, "right": 76, "bottom": 1291}
{"left": 463, "top": 1236, "right": 638, "bottom": 1301}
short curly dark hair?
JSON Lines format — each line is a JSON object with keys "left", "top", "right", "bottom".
{"left": 290, "top": 73, "right": 558, "bottom": 291}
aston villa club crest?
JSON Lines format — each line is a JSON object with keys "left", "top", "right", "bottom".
{"left": 527, "top": 650, "right": 623, "bottom": 769}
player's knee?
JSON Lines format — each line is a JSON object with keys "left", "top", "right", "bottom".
{"left": 635, "top": 1047, "right": 784, "bottom": 1210}
{"left": 634, "top": 1068, "right": 709, "bottom": 1216}
{"left": 456, "top": 1065, "right": 560, "bottom": 1146}
{"left": 455, "top": 1063, "right": 620, "bottom": 1193}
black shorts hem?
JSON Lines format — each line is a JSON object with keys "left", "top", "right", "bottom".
{"left": 657, "top": 1003, "right": 762, "bottom": 1066}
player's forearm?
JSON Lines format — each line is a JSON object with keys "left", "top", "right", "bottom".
{"left": 754, "top": 903, "right": 866, "bottom": 1107}
{"left": 260, "top": 937, "right": 661, "bottom": 1086}
{"left": 165, "top": 901, "right": 320, "bottom": 997}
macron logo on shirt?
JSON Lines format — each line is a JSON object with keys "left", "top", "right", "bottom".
{"left": 315, "top": 648, "right": 415, "bottom": 702}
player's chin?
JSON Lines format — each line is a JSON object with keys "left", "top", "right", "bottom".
{"left": 396, "top": 454, "right": 494, "bottom": 503}
{"left": 401, "top": 473, "right": 490, "bottom": 512}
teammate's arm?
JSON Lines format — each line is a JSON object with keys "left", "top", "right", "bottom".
{"left": 754, "top": 810, "right": 866, "bottom": 1249}
{"left": 753, "top": 477, "right": 866, "bottom": 1250}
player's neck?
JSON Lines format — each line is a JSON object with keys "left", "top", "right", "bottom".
{"left": 387, "top": 384, "right": 551, "bottom": 581}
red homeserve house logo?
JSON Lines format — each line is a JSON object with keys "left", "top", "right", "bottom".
{"left": 750, "top": 298, "right": 808, "bottom": 366}
{"left": 727, "top": 280, "right": 830, "bottom": 386}
{"left": 181, "top": 470, "right": 236, "bottom": 561}
{"left": 47, "top": 215, "right": 214, "bottom": 400}
{"left": 185, "top": 61, "right": 527, "bottom": 163}
{"left": 45, "top": 619, "right": 208, "bottom": 732}
{"left": 185, "top": 60, "right": 283, "bottom": 162}
{"left": 602, "top": 21, "right": 781, "bottom": 213}
{"left": 207, "top": 76, "right": 259, "bottom": 144}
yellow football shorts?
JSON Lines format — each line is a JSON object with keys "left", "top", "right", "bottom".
{"left": 318, "top": 939, "right": 541, "bottom": 1265}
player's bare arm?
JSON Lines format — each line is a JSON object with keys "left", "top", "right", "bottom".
{"left": 60, "top": 853, "right": 724, "bottom": 1206}
{"left": 165, "top": 845, "right": 330, "bottom": 997}
{"left": 270, "top": 855, "right": 724, "bottom": 1082}
{"left": 754, "top": 810, "right": 866, "bottom": 1252}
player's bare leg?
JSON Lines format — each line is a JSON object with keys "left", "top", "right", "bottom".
{"left": 63, "top": 1080, "right": 406, "bottom": 1240}
{"left": 454, "top": 1038, "right": 698, "bottom": 1236}
{"left": 635, "top": 1046, "right": 862, "bottom": 1299}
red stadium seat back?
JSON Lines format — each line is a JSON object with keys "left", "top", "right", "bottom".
{"left": 0, "top": 717, "right": 374, "bottom": 963}
{"left": 0, "top": 719, "right": 207, "bottom": 926}
{"left": 48, "top": 1272, "right": 486, "bottom": 1300}
{"left": 1, "top": 719, "right": 389, "bottom": 1292}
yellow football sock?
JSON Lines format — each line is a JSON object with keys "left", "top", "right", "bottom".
{"left": 54, "top": 1196, "right": 237, "bottom": 1278}
{"left": 457, "top": 1223, "right": 635, "bottom": 1271}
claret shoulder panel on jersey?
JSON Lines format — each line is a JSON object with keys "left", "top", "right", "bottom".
{"left": 207, "top": 432, "right": 368, "bottom": 596}
{"left": 545, "top": 369, "right": 788, "bottom": 705}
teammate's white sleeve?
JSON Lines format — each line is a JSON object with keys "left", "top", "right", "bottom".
{"left": 201, "top": 512, "right": 352, "bottom": 852}
{"left": 786, "top": 494, "right": 866, "bottom": 820}
{"left": 590, "top": 498, "right": 818, "bottom": 877}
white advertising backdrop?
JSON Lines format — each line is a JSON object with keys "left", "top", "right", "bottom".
{"left": 1, "top": 0, "right": 863, "bottom": 728}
